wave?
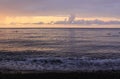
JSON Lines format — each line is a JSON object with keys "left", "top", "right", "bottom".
{"left": 0, "top": 57, "right": 120, "bottom": 72}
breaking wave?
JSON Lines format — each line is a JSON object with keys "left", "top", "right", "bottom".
{"left": 0, "top": 57, "right": 120, "bottom": 72}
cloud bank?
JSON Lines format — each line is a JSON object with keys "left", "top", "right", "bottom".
{"left": 54, "top": 19, "right": 120, "bottom": 25}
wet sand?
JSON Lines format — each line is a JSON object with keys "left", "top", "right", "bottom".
{"left": 0, "top": 70, "right": 120, "bottom": 79}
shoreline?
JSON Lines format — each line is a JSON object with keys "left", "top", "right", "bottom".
{"left": 0, "top": 70, "right": 120, "bottom": 79}
{"left": 1, "top": 69, "right": 120, "bottom": 73}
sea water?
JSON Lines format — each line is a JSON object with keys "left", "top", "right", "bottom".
{"left": 0, "top": 28, "right": 120, "bottom": 71}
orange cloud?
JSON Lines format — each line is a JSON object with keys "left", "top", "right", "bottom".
{"left": 3, "top": 16, "right": 67, "bottom": 24}
{"left": 0, "top": 15, "right": 120, "bottom": 27}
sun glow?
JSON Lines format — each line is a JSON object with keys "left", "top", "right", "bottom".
{"left": 0, "top": 15, "right": 120, "bottom": 27}
{"left": 2, "top": 16, "right": 67, "bottom": 24}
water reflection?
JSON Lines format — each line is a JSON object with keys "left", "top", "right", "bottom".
{"left": 68, "top": 29, "right": 76, "bottom": 53}
{"left": 0, "top": 29, "right": 120, "bottom": 56}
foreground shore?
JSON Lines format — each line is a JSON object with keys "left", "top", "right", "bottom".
{"left": 0, "top": 70, "right": 120, "bottom": 79}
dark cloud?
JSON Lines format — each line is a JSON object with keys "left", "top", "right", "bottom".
{"left": 0, "top": 0, "right": 120, "bottom": 17}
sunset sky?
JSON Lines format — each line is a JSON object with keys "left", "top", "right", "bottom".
{"left": 0, "top": 0, "right": 120, "bottom": 28}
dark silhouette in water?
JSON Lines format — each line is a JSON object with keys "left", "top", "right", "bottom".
{"left": 107, "top": 33, "right": 111, "bottom": 36}
{"left": 14, "top": 30, "right": 18, "bottom": 33}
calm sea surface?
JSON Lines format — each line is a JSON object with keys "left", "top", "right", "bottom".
{"left": 0, "top": 28, "right": 120, "bottom": 58}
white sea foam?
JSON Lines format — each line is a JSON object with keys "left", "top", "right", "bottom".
{"left": 0, "top": 57, "right": 120, "bottom": 71}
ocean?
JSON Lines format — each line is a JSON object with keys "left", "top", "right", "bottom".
{"left": 0, "top": 28, "right": 120, "bottom": 72}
